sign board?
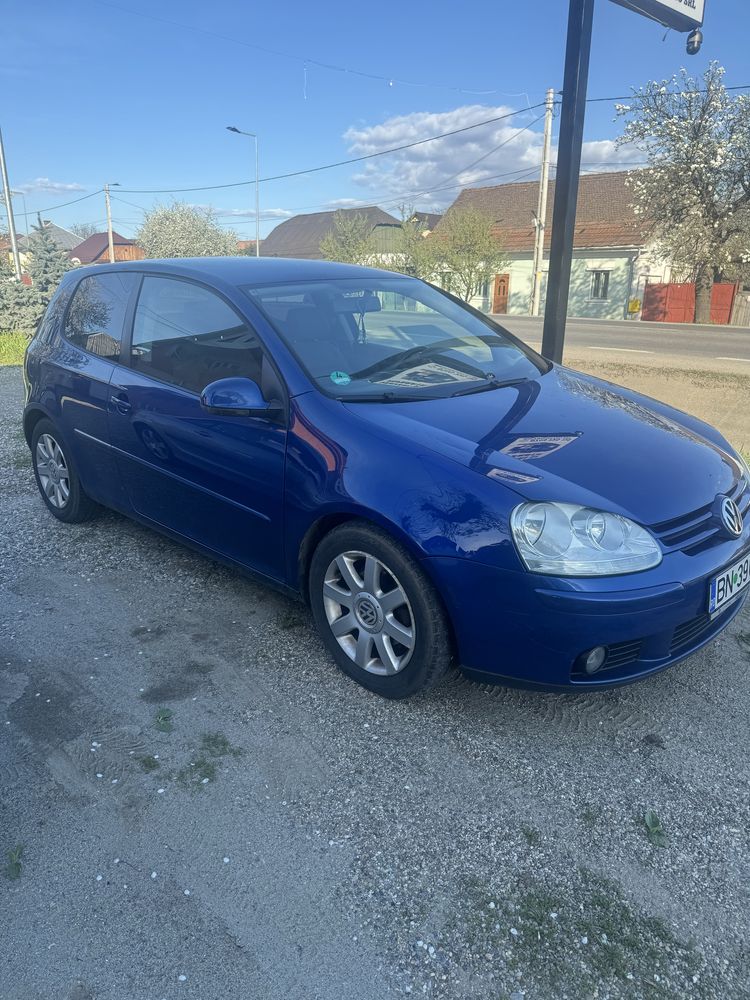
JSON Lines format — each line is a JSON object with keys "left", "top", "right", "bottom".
{"left": 610, "top": 0, "right": 704, "bottom": 31}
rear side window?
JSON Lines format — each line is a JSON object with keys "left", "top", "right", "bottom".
{"left": 130, "top": 275, "right": 263, "bottom": 394}
{"left": 64, "top": 272, "right": 138, "bottom": 360}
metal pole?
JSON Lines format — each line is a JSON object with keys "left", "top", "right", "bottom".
{"left": 541, "top": 0, "right": 595, "bottom": 363}
{"left": 254, "top": 134, "right": 260, "bottom": 257}
{"left": 530, "top": 87, "right": 555, "bottom": 316}
{"left": 0, "top": 127, "right": 22, "bottom": 280}
{"left": 104, "top": 184, "right": 115, "bottom": 263}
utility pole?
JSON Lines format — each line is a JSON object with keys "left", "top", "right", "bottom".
{"left": 0, "top": 127, "right": 22, "bottom": 280}
{"left": 104, "top": 184, "right": 115, "bottom": 263}
{"left": 530, "top": 88, "right": 555, "bottom": 317}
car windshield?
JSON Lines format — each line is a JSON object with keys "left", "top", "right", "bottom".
{"left": 244, "top": 276, "right": 547, "bottom": 401}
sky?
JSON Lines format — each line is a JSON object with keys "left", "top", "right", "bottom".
{"left": 2, "top": 0, "right": 747, "bottom": 241}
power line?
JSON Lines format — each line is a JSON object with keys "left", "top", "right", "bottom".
{"left": 584, "top": 85, "right": 750, "bottom": 102}
{"left": 24, "top": 188, "right": 103, "bottom": 217}
{"left": 91, "top": 0, "right": 535, "bottom": 100}
{"left": 117, "top": 103, "right": 546, "bottom": 195}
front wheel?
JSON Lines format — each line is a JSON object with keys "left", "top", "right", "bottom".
{"left": 31, "top": 419, "right": 99, "bottom": 523}
{"left": 309, "top": 522, "right": 453, "bottom": 698}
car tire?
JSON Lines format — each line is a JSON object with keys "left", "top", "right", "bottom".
{"left": 31, "top": 419, "right": 99, "bottom": 524}
{"left": 309, "top": 521, "right": 453, "bottom": 699}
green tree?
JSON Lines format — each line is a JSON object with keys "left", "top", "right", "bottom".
{"left": 430, "top": 207, "right": 507, "bottom": 302}
{"left": 319, "top": 211, "right": 376, "bottom": 265}
{"left": 28, "top": 217, "right": 74, "bottom": 297}
{"left": 617, "top": 63, "right": 750, "bottom": 324}
{"left": 388, "top": 208, "right": 439, "bottom": 280}
{"left": 137, "top": 202, "right": 238, "bottom": 258}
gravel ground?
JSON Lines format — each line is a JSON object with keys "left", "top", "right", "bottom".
{"left": 1, "top": 364, "right": 749, "bottom": 1000}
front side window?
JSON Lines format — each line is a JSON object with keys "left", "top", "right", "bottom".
{"left": 590, "top": 270, "right": 610, "bottom": 300}
{"left": 245, "top": 275, "right": 546, "bottom": 401}
{"left": 64, "top": 272, "right": 137, "bottom": 359}
{"left": 131, "top": 276, "right": 264, "bottom": 394}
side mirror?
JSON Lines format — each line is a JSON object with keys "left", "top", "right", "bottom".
{"left": 200, "top": 377, "right": 280, "bottom": 418}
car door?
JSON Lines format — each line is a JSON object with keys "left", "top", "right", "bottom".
{"left": 107, "top": 273, "right": 287, "bottom": 582}
{"left": 52, "top": 271, "right": 140, "bottom": 510}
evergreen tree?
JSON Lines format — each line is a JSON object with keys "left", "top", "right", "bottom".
{"left": 27, "top": 217, "right": 74, "bottom": 297}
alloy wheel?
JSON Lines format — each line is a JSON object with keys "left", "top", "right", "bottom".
{"left": 322, "top": 550, "right": 416, "bottom": 675}
{"left": 36, "top": 433, "right": 71, "bottom": 509}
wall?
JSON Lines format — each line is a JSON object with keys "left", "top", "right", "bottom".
{"left": 470, "top": 248, "right": 658, "bottom": 321}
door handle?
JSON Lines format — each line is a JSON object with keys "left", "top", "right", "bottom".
{"left": 111, "top": 393, "right": 132, "bottom": 415}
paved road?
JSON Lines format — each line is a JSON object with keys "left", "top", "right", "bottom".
{"left": 499, "top": 314, "right": 750, "bottom": 361}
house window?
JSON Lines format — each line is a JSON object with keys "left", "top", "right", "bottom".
{"left": 476, "top": 279, "right": 489, "bottom": 299}
{"left": 590, "top": 270, "right": 610, "bottom": 300}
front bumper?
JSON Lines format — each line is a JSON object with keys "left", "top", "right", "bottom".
{"left": 425, "top": 540, "right": 750, "bottom": 690}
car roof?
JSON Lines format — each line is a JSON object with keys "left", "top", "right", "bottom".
{"left": 71, "top": 256, "right": 405, "bottom": 286}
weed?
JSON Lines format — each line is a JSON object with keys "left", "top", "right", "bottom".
{"left": 201, "top": 732, "right": 243, "bottom": 758}
{"left": 137, "top": 755, "right": 160, "bottom": 773}
{"left": 520, "top": 824, "right": 541, "bottom": 846}
{"left": 643, "top": 810, "right": 667, "bottom": 848}
{"left": 154, "top": 707, "right": 174, "bottom": 733}
{"left": 174, "top": 732, "right": 242, "bottom": 789}
{"left": 5, "top": 844, "right": 24, "bottom": 879}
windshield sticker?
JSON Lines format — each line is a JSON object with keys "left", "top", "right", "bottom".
{"left": 330, "top": 370, "right": 352, "bottom": 386}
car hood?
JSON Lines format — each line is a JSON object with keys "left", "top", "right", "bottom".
{"left": 342, "top": 366, "right": 741, "bottom": 526}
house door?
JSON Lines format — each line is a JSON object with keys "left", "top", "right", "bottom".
{"left": 492, "top": 273, "right": 510, "bottom": 314}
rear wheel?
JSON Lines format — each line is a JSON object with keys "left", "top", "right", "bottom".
{"left": 309, "top": 522, "right": 453, "bottom": 698}
{"left": 31, "top": 419, "right": 99, "bottom": 523}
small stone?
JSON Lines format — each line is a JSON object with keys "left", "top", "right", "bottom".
{"left": 581, "top": 936, "right": 588, "bottom": 944}
{"left": 178, "top": 974, "right": 187, "bottom": 982}
{"left": 114, "top": 858, "right": 120, "bottom": 864}
{"left": 184, "top": 889, "right": 191, "bottom": 896}
{"left": 489, "top": 901, "right": 495, "bottom": 909}
{"left": 96, "top": 875, "right": 103, "bottom": 882}
{"left": 510, "top": 928, "right": 519, "bottom": 937}
{"left": 151, "top": 871, "right": 157, "bottom": 880}
{"left": 223, "top": 857, "right": 230, "bottom": 864}
{"left": 201, "top": 778, "right": 209, "bottom": 784}
{"left": 96, "top": 773, "right": 103, "bottom": 779}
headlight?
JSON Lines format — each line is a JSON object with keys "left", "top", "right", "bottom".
{"left": 510, "top": 502, "right": 662, "bottom": 576}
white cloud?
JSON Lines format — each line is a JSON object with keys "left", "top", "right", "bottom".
{"left": 17, "top": 177, "right": 86, "bottom": 194}
{"left": 189, "top": 203, "right": 293, "bottom": 220}
{"left": 342, "top": 106, "right": 642, "bottom": 211}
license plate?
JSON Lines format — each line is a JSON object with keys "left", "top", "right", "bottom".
{"left": 708, "top": 552, "right": 750, "bottom": 615}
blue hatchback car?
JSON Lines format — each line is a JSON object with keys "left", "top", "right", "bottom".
{"left": 23, "top": 258, "right": 750, "bottom": 697}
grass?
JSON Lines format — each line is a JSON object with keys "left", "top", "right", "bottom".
{"left": 0, "top": 332, "right": 27, "bottom": 366}
{"left": 454, "top": 868, "right": 711, "bottom": 997}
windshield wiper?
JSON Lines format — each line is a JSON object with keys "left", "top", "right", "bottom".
{"left": 450, "top": 377, "right": 528, "bottom": 397}
{"left": 337, "top": 392, "right": 430, "bottom": 403}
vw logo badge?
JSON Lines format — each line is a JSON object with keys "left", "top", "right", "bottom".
{"left": 358, "top": 600, "right": 378, "bottom": 628}
{"left": 720, "top": 496, "right": 743, "bottom": 538}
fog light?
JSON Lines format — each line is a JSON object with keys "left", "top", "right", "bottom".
{"left": 583, "top": 646, "right": 608, "bottom": 675}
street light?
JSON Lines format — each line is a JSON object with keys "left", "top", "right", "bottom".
{"left": 226, "top": 125, "right": 260, "bottom": 257}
